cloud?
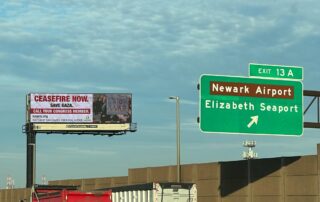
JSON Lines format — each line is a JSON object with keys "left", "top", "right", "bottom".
{"left": 1, "top": 0, "right": 320, "bottom": 187}
{"left": 181, "top": 100, "right": 197, "bottom": 105}
{"left": 0, "top": 73, "right": 128, "bottom": 93}
{"left": 1, "top": 0, "right": 319, "bottom": 87}
{"left": 57, "top": 146, "right": 117, "bottom": 156}
{"left": 166, "top": 98, "right": 197, "bottom": 105}
{"left": 0, "top": 152, "right": 24, "bottom": 159}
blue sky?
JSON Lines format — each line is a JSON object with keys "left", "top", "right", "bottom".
{"left": 1, "top": 0, "right": 320, "bottom": 188}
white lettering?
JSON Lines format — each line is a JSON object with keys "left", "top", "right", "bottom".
{"left": 204, "top": 100, "right": 254, "bottom": 111}
{"left": 288, "top": 69, "right": 294, "bottom": 77}
{"left": 260, "top": 103, "right": 299, "bottom": 113}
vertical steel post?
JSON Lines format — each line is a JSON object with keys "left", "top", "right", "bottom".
{"left": 317, "top": 96, "right": 320, "bottom": 123}
{"left": 169, "top": 96, "right": 181, "bottom": 183}
{"left": 26, "top": 131, "right": 36, "bottom": 188}
{"left": 248, "top": 159, "right": 252, "bottom": 202}
{"left": 176, "top": 97, "right": 181, "bottom": 183}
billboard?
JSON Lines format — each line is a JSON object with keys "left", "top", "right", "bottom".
{"left": 31, "top": 123, "right": 132, "bottom": 132}
{"left": 27, "top": 93, "right": 132, "bottom": 132}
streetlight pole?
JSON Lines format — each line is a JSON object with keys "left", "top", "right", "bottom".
{"left": 169, "top": 96, "right": 180, "bottom": 183}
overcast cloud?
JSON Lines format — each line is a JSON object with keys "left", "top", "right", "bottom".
{"left": 0, "top": 0, "right": 319, "bottom": 187}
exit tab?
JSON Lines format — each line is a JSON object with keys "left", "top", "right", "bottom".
{"left": 249, "top": 63, "right": 303, "bottom": 80}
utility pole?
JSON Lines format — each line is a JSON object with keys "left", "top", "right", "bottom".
{"left": 169, "top": 96, "right": 181, "bottom": 183}
{"left": 6, "top": 175, "right": 14, "bottom": 189}
{"left": 41, "top": 175, "right": 48, "bottom": 185}
{"left": 242, "top": 140, "right": 258, "bottom": 160}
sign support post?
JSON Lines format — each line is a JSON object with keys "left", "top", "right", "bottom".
{"left": 26, "top": 129, "right": 36, "bottom": 188}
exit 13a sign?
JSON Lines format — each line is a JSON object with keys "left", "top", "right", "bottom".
{"left": 249, "top": 63, "right": 303, "bottom": 80}
{"left": 199, "top": 74, "right": 303, "bottom": 136}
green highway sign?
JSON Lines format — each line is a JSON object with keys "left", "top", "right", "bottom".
{"left": 249, "top": 63, "right": 303, "bottom": 80}
{"left": 199, "top": 75, "right": 303, "bottom": 136}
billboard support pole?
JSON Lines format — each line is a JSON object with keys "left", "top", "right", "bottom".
{"left": 24, "top": 93, "right": 136, "bottom": 188}
{"left": 26, "top": 129, "right": 36, "bottom": 188}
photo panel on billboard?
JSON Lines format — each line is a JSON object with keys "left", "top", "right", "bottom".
{"left": 27, "top": 93, "right": 132, "bottom": 132}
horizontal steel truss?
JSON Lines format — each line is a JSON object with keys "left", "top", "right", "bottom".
{"left": 304, "top": 90, "right": 320, "bottom": 128}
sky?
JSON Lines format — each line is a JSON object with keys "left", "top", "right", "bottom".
{"left": 0, "top": 0, "right": 320, "bottom": 188}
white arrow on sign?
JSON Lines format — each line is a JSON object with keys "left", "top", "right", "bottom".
{"left": 247, "top": 116, "right": 259, "bottom": 128}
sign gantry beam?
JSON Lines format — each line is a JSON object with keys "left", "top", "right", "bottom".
{"left": 303, "top": 90, "right": 320, "bottom": 128}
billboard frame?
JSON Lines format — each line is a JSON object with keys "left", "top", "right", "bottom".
{"left": 24, "top": 92, "right": 137, "bottom": 188}
{"left": 23, "top": 122, "right": 137, "bottom": 136}
{"left": 25, "top": 93, "right": 136, "bottom": 135}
